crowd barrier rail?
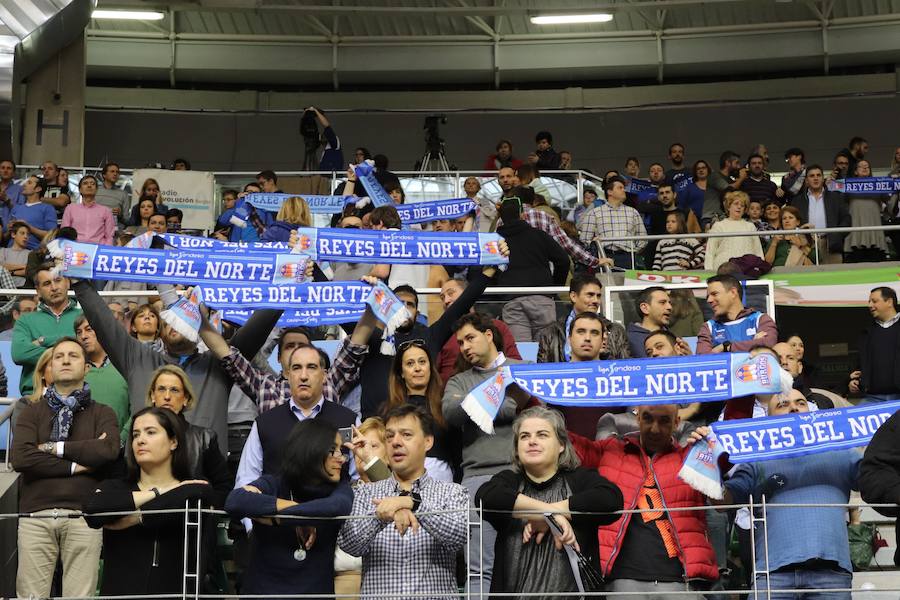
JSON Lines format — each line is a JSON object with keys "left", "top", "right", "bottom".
{"left": 0, "top": 498, "right": 898, "bottom": 599}
{"left": 599, "top": 224, "right": 900, "bottom": 268}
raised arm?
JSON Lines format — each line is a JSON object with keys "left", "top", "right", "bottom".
{"left": 74, "top": 279, "right": 146, "bottom": 375}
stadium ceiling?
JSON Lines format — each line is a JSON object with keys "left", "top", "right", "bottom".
{"left": 86, "top": 0, "right": 900, "bottom": 88}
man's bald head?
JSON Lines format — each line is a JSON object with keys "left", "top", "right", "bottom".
{"left": 636, "top": 404, "right": 680, "bottom": 454}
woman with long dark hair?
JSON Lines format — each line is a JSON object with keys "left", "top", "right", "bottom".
{"left": 144, "top": 365, "right": 232, "bottom": 505}
{"left": 83, "top": 407, "right": 214, "bottom": 597}
{"left": 384, "top": 339, "right": 460, "bottom": 481}
{"left": 225, "top": 418, "right": 353, "bottom": 598}
{"left": 126, "top": 196, "right": 160, "bottom": 233}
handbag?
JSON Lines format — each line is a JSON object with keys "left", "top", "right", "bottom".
{"left": 847, "top": 523, "right": 887, "bottom": 571}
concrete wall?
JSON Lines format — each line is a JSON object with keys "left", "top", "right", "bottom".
{"left": 83, "top": 79, "right": 900, "bottom": 174}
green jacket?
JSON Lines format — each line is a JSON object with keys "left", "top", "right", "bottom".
{"left": 85, "top": 360, "right": 131, "bottom": 444}
{"left": 12, "top": 299, "right": 82, "bottom": 396}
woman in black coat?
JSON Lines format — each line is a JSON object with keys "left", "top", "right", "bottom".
{"left": 143, "top": 364, "right": 232, "bottom": 505}
{"left": 476, "top": 406, "right": 623, "bottom": 599}
{"left": 84, "top": 407, "right": 214, "bottom": 597}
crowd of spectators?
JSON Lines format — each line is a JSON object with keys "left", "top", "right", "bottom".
{"left": 2, "top": 126, "right": 900, "bottom": 600}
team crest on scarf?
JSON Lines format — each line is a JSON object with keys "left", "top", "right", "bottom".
{"left": 735, "top": 356, "right": 772, "bottom": 385}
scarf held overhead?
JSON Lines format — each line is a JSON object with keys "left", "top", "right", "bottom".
{"left": 292, "top": 226, "right": 508, "bottom": 266}
{"left": 678, "top": 401, "right": 900, "bottom": 499}
{"left": 395, "top": 198, "right": 476, "bottom": 224}
{"left": 160, "top": 280, "right": 409, "bottom": 347}
{"left": 462, "top": 353, "right": 784, "bottom": 433}
{"left": 243, "top": 192, "right": 355, "bottom": 214}
{"left": 48, "top": 239, "right": 313, "bottom": 286}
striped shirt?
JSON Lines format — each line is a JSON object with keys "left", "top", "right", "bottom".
{"left": 652, "top": 238, "right": 706, "bottom": 271}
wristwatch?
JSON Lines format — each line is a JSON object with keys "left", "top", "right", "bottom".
{"left": 722, "top": 341, "right": 732, "bottom": 353}
{"left": 150, "top": 487, "right": 161, "bottom": 498}
{"left": 41, "top": 441, "right": 54, "bottom": 453}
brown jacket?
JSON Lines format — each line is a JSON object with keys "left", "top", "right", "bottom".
{"left": 12, "top": 397, "right": 120, "bottom": 512}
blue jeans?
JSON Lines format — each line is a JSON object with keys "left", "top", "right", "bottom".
{"left": 463, "top": 474, "right": 497, "bottom": 597}
{"left": 754, "top": 567, "right": 852, "bottom": 600}
{"left": 860, "top": 393, "right": 900, "bottom": 404}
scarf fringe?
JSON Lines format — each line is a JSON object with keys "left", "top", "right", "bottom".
{"left": 160, "top": 305, "right": 201, "bottom": 343}
{"left": 461, "top": 393, "right": 496, "bottom": 435}
{"left": 677, "top": 462, "right": 724, "bottom": 500}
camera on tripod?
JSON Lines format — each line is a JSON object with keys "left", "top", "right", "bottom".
{"left": 424, "top": 114, "right": 447, "bottom": 154}
{"left": 300, "top": 109, "right": 320, "bottom": 150}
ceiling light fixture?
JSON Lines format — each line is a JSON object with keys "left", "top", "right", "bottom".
{"left": 92, "top": 10, "right": 165, "bottom": 20}
{"left": 530, "top": 13, "right": 614, "bottom": 25}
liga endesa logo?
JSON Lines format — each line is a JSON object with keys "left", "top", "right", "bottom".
{"left": 483, "top": 240, "right": 500, "bottom": 254}
{"left": 735, "top": 356, "right": 772, "bottom": 386}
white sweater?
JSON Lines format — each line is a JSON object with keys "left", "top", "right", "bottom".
{"left": 703, "top": 218, "right": 764, "bottom": 271}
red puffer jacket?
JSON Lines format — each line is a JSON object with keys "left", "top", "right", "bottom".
{"left": 570, "top": 432, "right": 719, "bottom": 582}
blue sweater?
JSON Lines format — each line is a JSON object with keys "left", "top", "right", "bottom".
{"left": 10, "top": 201, "right": 57, "bottom": 249}
{"left": 725, "top": 449, "right": 861, "bottom": 573}
{"left": 225, "top": 474, "right": 353, "bottom": 596}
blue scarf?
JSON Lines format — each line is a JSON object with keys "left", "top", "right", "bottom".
{"left": 395, "top": 198, "right": 476, "bottom": 224}
{"left": 353, "top": 162, "right": 395, "bottom": 207}
{"left": 155, "top": 232, "right": 292, "bottom": 252}
{"left": 679, "top": 401, "right": 900, "bottom": 499}
{"left": 292, "top": 226, "right": 508, "bottom": 266}
{"left": 462, "top": 353, "right": 784, "bottom": 433}
{"left": 220, "top": 307, "right": 365, "bottom": 328}
{"left": 623, "top": 176, "right": 658, "bottom": 201}
{"left": 160, "top": 280, "right": 409, "bottom": 351}
{"left": 827, "top": 177, "right": 900, "bottom": 195}
{"left": 242, "top": 192, "right": 356, "bottom": 214}
{"left": 45, "top": 384, "right": 93, "bottom": 442}
{"left": 48, "top": 239, "right": 313, "bottom": 286}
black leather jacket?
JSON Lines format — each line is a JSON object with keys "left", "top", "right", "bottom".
{"left": 179, "top": 414, "right": 233, "bottom": 507}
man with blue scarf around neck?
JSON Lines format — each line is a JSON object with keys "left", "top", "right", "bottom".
{"left": 11, "top": 337, "right": 120, "bottom": 599}
{"left": 718, "top": 391, "right": 861, "bottom": 600}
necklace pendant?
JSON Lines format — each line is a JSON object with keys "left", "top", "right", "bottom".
{"left": 293, "top": 548, "right": 307, "bottom": 562}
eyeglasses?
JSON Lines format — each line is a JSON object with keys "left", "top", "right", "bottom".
{"left": 329, "top": 446, "right": 350, "bottom": 459}
{"left": 397, "top": 338, "right": 428, "bottom": 353}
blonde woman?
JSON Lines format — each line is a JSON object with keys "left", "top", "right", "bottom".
{"left": 704, "top": 191, "right": 764, "bottom": 271}
{"left": 140, "top": 364, "right": 231, "bottom": 505}
{"left": 10, "top": 348, "right": 53, "bottom": 431}
{"left": 262, "top": 196, "right": 312, "bottom": 243}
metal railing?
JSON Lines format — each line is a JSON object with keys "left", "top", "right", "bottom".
{"left": 599, "top": 223, "right": 900, "bottom": 268}
{"left": 0, "top": 499, "right": 897, "bottom": 599}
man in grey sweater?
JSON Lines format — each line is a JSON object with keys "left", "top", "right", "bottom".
{"left": 442, "top": 312, "right": 533, "bottom": 596}
{"left": 73, "top": 280, "right": 280, "bottom": 454}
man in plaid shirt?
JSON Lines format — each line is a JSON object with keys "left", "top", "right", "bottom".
{"left": 497, "top": 167, "right": 603, "bottom": 271}
{"left": 199, "top": 304, "right": 378, "bottom": 414}
{"left": 339, "top": 405, "right": 468, "bottom": 600}
{"left": 577, "top": 176, "right": 647, "bottom": 269}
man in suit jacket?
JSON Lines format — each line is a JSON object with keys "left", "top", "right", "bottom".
{"left": 789, "top": 164, "right": 850, "bottom": 263}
